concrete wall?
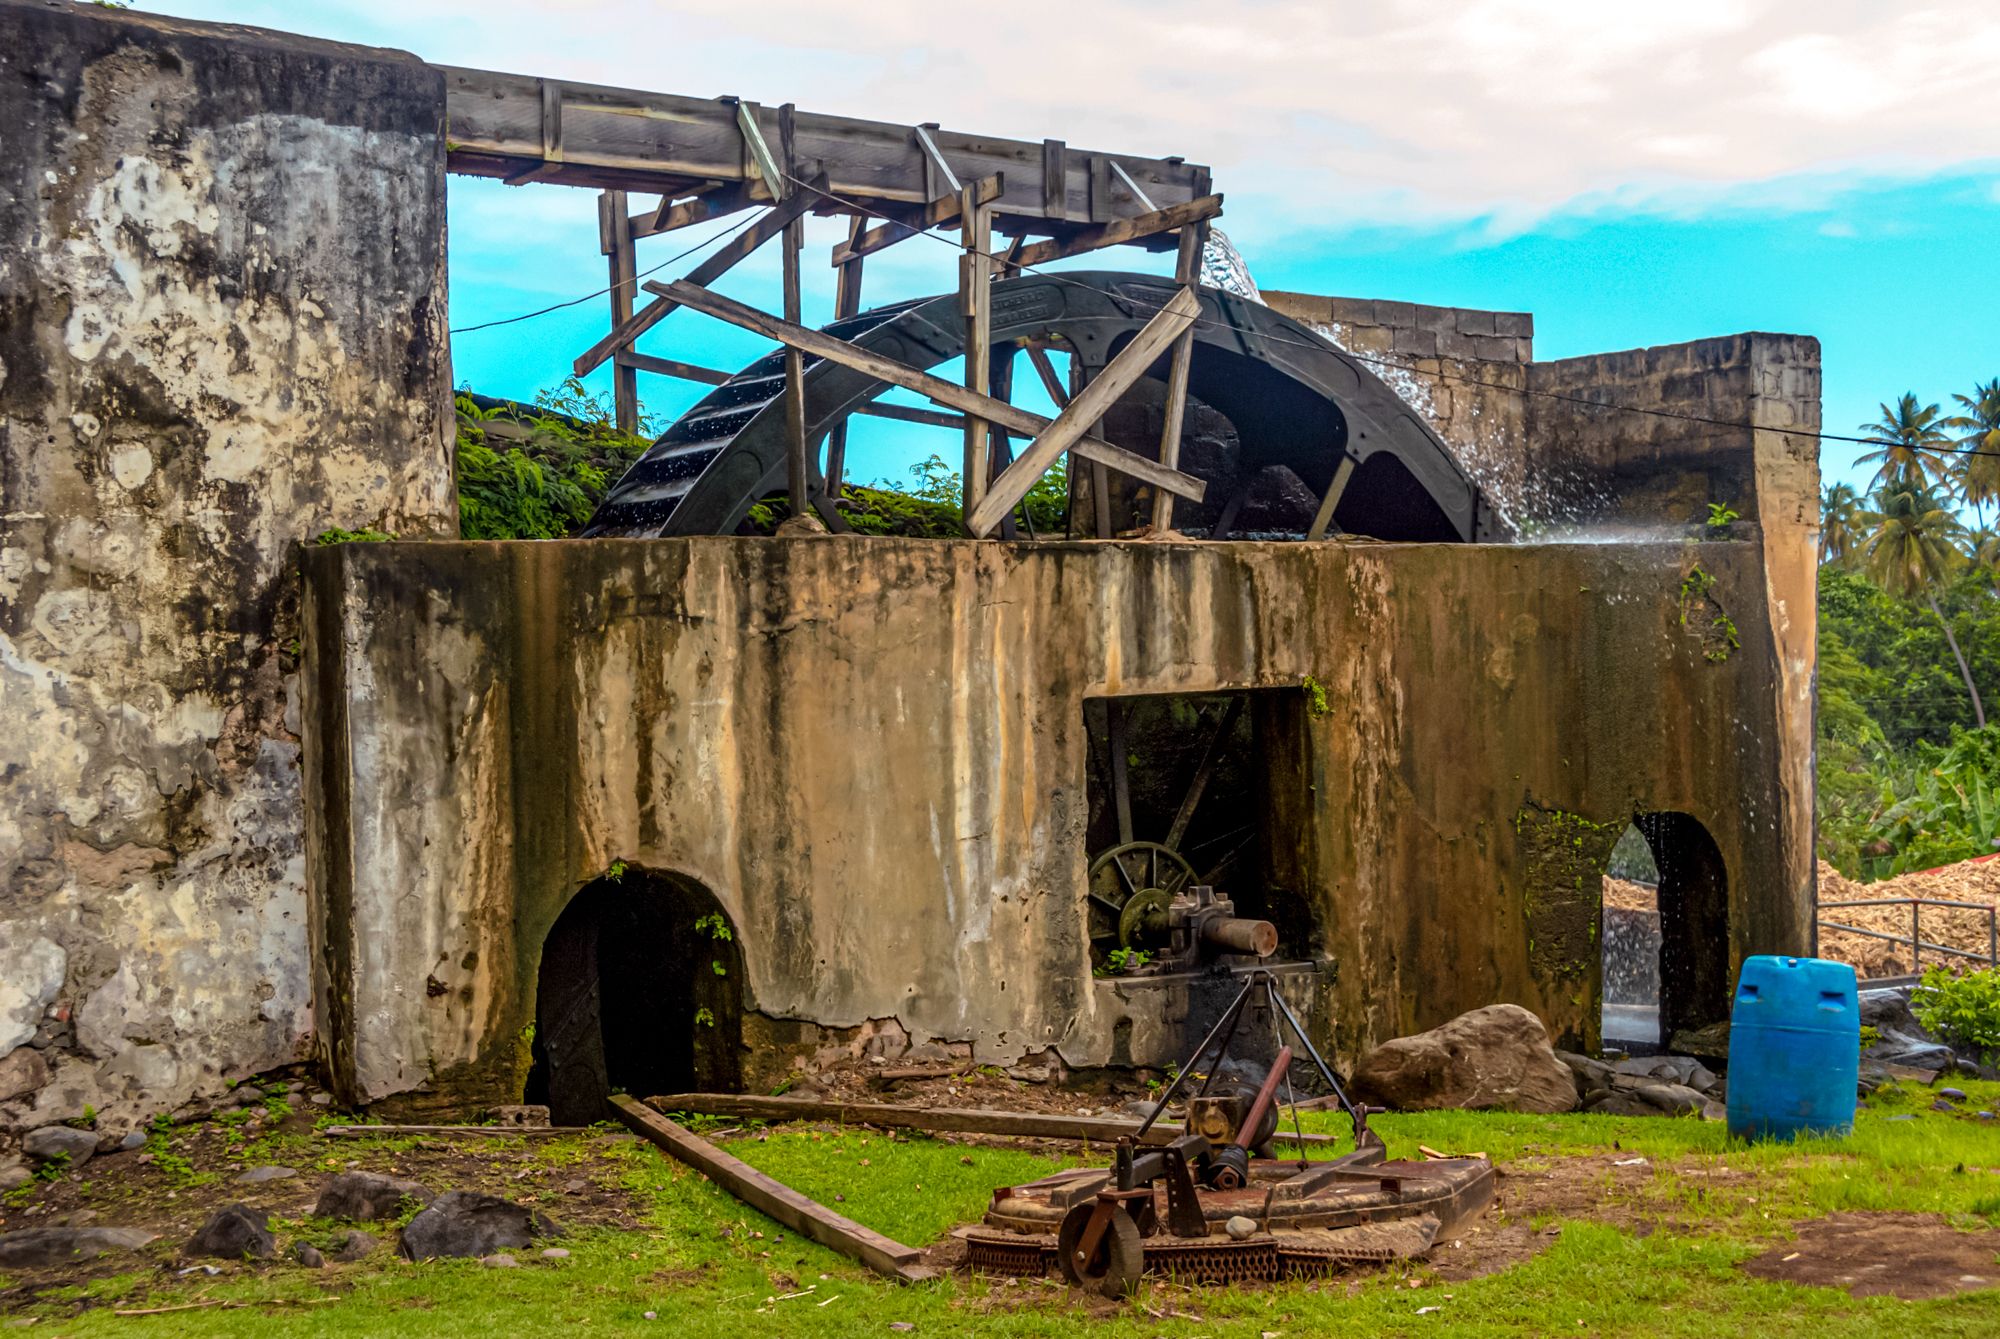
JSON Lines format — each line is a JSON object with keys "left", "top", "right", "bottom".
{"left": 0, "top": 1, "right": 455, "bottom": 1133}
{"left": 304, "top": 535, "right": 1807, "bottom": 1111}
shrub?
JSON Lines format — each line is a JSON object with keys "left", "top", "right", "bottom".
{"left": 1912, "top": 964, "right": 2000, "bottom": 1057}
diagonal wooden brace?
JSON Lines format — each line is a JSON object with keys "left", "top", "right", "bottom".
{"left": 650, "top": 279, "right": 1207, "bottom": 519}
{"left": 966, "top": 286, "right": 1199, "bottom": 537}
{"left": 572, "top": 172, "right": 825, "bottom": 377}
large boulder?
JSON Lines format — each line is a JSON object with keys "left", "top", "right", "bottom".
{"left": 398, "top": 1192, "right": 559, "bottom": 1261}
{"left": 22, "top": 1124, "right": 99, "bottom": 1169}
{"left": 0, "top": 1226, "right": 157, "bottom": 1269}
{"left": 187, "top": 1204, "right": 275, "bottom": 1260}
{"left": 314, "top": 1171, "right": 433, "bottom": 1221}
{"left": 1352, "top": 1004, "right": 1577, "bottom": 1114}
{"left": 1859, "top": 986, "right": 1958, "bottom": 1070}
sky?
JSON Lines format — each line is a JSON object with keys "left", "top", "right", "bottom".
{"left": 148, "top": 0, "right": 2000, "bottom": 493}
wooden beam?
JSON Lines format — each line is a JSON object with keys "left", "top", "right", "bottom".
{"left": 830, "top": 175, "right": 1002, "bottom": 266}
{"left": 441, "top": 65, "right": 1210, "bottom": 226}
{"left": 603, "top": 189, "right": 639, "bottom": 434}
{"left": 638, "top": 183, "right": 756, "bottom": 240}
{"left": 1306, "top": 455, "right": 1356, "bottom": 542}
{"left": 318, "top": 1123, "right": 588, "bottom": 1139}
{"left": 960, "top": 181, "right": 993, "bottom": 517}
{"left": 779, "top": 105, "right": 809, "bottom": 517}
{"left": 734, "top": 99, "right": 785, "bottom": 202}
{"left": 1148, "top": 221, "right": 1206, "bottom": 535}
{"left": 573, "top": 172, "right": 825, "bottom": 377}
{"left": 967, "top": 285, "right": 1200, "bottom": 537}
{"left": 648, "top": 279, "right": 1207, "bottom": 508}
{"left": 616, "top": 351, "right": 731, "bottom": 385}
{"left": 646, "top": 1093, "right": 1339, "bottom": 1148}
{"left": 1164, "top": 693, "right": 1244, "bottom": 852}
{"left": 1025, "top": 344, "right": 1070, "bottom": 408}
{"left": 609, "top": 1095, "right": 932, "bottom": 1283}
{"left": 1006, "top": 195, "right": 1222, "bottom": 271}
{"left": 825, "top": 215, "right": 867, "bottom": 498}
{"left": 856, "top": 402, "right": 965, "bottom": 430}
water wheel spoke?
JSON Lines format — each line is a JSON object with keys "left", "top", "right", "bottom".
{"left": 1088, "top": 891, "right": 1126, "bottom": 915}
{"left": 1112, "top": 857, "right": 1139, "bottom": 899}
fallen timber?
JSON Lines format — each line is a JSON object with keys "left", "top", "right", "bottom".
{"left": 608, "top": 1094, "right": 935, "bottom": 1284}
{"left": 645, "top": 1093, "right": 1339, "bottom": 1147}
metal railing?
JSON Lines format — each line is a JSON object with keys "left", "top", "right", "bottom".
{"left": 1817, "top": 898, "right": 2000, "bottom": 976}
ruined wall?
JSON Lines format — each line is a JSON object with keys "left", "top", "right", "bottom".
{"left": 0, "top": 1, "right": 455, "bottom": 1134}
{"left": 305, "top": 536, "right": 1805, "bottom": 1111}
{"left": 1527, "top": 336, "right": 1822, "bottom": 953}
{"left": 1264, "top": 292, "right": 1532, "bottom": 519}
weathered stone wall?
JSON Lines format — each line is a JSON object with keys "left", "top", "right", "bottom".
{"left": 1527, "top": 335, "right": 1822, "bottom": 961}
{"left": 1263, "top": 292, "right": 1533, "bottom": 520}
{"left": 0, "top": 1, "right": 455, "bottom": 1135}
{"left": 304, "top": 536, "right": 1805, "bottom": 1110}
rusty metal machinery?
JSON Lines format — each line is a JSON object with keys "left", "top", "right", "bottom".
{"left": 962, "top": 969, "right": 1497, "bottom": 1295}
{"left": 1090, "top": 858, "right": 1276, "bottom": 972}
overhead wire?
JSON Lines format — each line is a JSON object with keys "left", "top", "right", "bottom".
{"left": 445, "top": 167, "right": 1998, "bottom": 466}
{"left": 447, "top": 205, "right": 767, "bottom": 336}
{"left": 767, "top": 168, "right": 1998, "bottom": 462}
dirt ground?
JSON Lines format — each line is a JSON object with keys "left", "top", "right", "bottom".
{"left": 1741, "top": 1212, "right": 2000, "bottom": 1300}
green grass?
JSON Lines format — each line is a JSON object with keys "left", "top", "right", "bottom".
{"left": 14, "top": 1096, "right": 2000, "bottom": 1336}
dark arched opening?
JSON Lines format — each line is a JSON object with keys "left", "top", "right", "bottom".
{"left": 1600, "top": 813, "right": 1731, "bottom": 1052}
{"left": 526, "top": 868, "right": 744, "bottom": 1125}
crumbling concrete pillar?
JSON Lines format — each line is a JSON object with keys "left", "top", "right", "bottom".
{"left": 0, "top": 0, "right": 455, "bottom": 1135}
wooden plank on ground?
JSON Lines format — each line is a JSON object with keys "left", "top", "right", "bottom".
{"left": 1005, "top": 195, "right": 1222, "bottom": 271}
{"left": 573, "top": 172, "right": 826, "bottom": 377}
{"left": 649, "top": 280, "right": 1206, "bottom": 508}
{"left": 608, "top": 1094, "right": 932, "bottom": 1282}
{"left": 318, "top": 1124, "right": 588, "bottom": 1139}
{"left": 646, "top": 1093, "right": 1338, "bottom": 1147}
{"left": 966, "top": 285, "right": 1199, "bottom": 537}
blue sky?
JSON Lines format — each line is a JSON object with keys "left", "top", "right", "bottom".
{"left": 149, "top": 1, "right": 2000, "bottom": 493}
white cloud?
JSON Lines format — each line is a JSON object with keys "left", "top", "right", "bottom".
{"left": 166, "top": 0, "right": 2000, "bottom": 232}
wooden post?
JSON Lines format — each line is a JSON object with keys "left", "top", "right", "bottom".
{"left": 965, "top": 286, "right": 1199, "bottom": 539}
{"left": 960, "top": 182, "right": 993, "bottom": 520}
{"left": 602, "top": 189, "right": 640, "bottom": 435}
{"left": 824, "top": 214, "right": 866, "bottom": 501}
{"left": 778, "top": 105, "right": 809, "bottom": 521}
{"left": 1149, "top": 221, "right": 1207, "bottom": 535}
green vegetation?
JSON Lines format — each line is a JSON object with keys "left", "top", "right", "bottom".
{"left": 1912, "top": 965, "right": 2000, "bottom": 1058}
{"left": 453, "top": 382, "right": 654, "bottom": 540}
{"left": 450, "top": 381, "right": 1073, "bottom": 542}
{"left": 18, "top": 1097, "right": 2000, "bottom": 1335}
{"left": 1818, "top": 378, "right": 2000, "bottom": 878}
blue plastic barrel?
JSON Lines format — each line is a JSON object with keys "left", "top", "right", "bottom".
{"left": 1725, "top": 955, "right": 1859, "bottom": 1140}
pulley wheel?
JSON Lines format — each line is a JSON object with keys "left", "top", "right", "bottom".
{"left": 1117, "top": 887, "right": 1177, "bottom": 949}
{"left": 1057, "top": 1202, "right": 1145, "bottom": 1297}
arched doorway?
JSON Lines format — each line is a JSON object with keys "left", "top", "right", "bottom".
{"left": 525, "top": 867, "right": 744, "bottom": 1125}
{"left": 1600, "top": 813, "right": 1731, "bottom": 1051}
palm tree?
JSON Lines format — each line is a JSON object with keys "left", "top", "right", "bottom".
{"left": 1857, "top": 394, "right": 1953, "bottom": 493}
{"left": 1860, "top": 482, "right": 1984, "bottom": 726}
{"left": 1820, "top": 481, "right": 1862, "bottom": 566}
{"left": 1946, "top": 378, "right": 2000, "bottom": 527}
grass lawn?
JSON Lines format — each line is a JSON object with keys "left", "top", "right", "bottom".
{"left": 5, "top": 1077, "right": 2000, "bottom": 1335}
